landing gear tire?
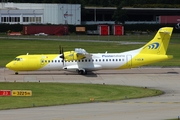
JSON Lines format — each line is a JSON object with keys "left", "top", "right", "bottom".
{"left": 78, "top": 70, "right": 87, "bottom": 75}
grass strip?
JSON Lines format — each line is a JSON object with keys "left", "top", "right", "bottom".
{"left": 0, "top": 82, "right": 162, "bottom": 110}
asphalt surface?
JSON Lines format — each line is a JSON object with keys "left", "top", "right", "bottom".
{"left": 0, "top": 67, "right": 180, "bottom": 120}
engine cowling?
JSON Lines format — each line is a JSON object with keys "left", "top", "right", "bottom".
{"left": 63, "top": 51, "right": 85, "bottom": 61}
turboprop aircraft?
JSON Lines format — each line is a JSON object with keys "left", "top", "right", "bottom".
{"left": 6, "top": 27, "right": 173, "bottom": 75}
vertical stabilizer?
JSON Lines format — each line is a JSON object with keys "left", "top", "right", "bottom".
{"left": 140, "top": 27, "right": 173, "bottom": 55}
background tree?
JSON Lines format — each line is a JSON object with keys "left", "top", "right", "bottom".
{"left": 112, "top": 4, "right": 128, "bottom": 24}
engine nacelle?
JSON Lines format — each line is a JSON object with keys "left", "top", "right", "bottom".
{"left": 63, "top": 51, "right": 85, "bottom": 61}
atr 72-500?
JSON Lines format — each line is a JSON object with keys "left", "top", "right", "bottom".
{"left": 6, "top": 27, "right": 173, "bottom": 75}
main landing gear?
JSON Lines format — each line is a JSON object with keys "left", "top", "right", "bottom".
{"left": 77, "top": 69, "right": 87, "bottom": 75}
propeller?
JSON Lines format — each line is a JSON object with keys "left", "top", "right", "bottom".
{"left": 59, "top": 45, "right": 65, "bottom": 66}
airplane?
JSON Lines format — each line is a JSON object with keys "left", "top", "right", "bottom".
{"left": 6, "top": 27, "right": 173, "bottom": 75}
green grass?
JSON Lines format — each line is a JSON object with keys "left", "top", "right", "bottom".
{"left": 0, "top": 82, "right": 162, "bottom": 110}
{"left": 0, "top": 34, "right": 180, "bottom": 67}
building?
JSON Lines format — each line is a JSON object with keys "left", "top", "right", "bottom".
{"left": 0, "top": 2, "right": 81, "bottom": 25}
{"left": 82, "top": 7, "right": 180, "bottom": 25}
{"left": 1, "top": 2, "right": 180, "bottom": 25}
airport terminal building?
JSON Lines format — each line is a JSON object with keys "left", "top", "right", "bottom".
{"left": 0, "top": 3, "right": 81, "bottom": 25}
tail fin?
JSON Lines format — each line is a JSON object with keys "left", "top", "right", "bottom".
{"left": 140, "top": 27, "right": 173, "bottom": 55}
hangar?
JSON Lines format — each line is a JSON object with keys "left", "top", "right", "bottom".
{"left": 83, "top": 7, "right": 180, "bottom": 25}
{"left": 1, "top": 2, "right": 180, "bottom": 25}
{"left": 0, "top": 3, "right": 81, "bottom": 25}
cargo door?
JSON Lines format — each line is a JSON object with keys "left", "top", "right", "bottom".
{"left": 126, "top": 55, "right": 132, "bottom": 67}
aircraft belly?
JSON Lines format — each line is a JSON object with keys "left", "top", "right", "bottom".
{"left": 39, "top": 63, "right": 63, "bottom": 71}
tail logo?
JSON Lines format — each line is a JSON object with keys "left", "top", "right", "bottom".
{"left": 147, "top": 42, "right": 160, "bottom": 49}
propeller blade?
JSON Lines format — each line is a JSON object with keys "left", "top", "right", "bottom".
{"left": 62, "top": 47, "right": 64, "bottom": 54}
{"left": 59, "top": 45, "right": 65, "bottom": 66}
{"left": 59, "top": 45, "right": 62, "bottom": 54}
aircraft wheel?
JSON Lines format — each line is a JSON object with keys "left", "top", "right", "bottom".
{"left": 78, "top": 70, "right": 87, "bottom": 75}
{"left": 83, "top": 70, "right": 87, "bottom": 75}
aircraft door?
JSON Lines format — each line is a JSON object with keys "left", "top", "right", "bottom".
{"left": 126, "top": 55, "right": 132, "bottom": 67}
{"left": 40, "top": 56, "right": 46, "bottom": 68}
{"left": 40, "top": 59, "right": 45, "bottom": 65}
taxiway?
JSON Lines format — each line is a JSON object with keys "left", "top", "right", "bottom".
{"left": 0, "top": 67, "right": 180, "bottom": 120}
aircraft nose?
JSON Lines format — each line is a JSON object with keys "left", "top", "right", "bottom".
{"left": 6, "top": 63, "right": 11, "bottom": 69}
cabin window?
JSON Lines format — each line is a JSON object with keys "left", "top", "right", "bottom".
{"left": 55, "top": 60, "right": 57, "bottom": 62}
{"left": 99, "top": 59, "right": 101, "bottom": 62}
{"left": 85, "top": 59, "right": 87, "bottom": 62}
{"left": 58, "top": 60, "right": 60, "bottom": 62}
{"left": 52, "top": 60, "right": 53, "bottom": 63}
{"left": 109, "top": 59, "right": 111, "bottom": 61}
{"left": 106, "top": 59, "right": 108, "bottom": 61}
{"left": 89, "top": 59, "right": 91, "bottom": 62}
{"left": 48, "top": 60, "right": 50, "bottom": 63}
{"left": 103, "top": 59, "right": 105, "bottom": 62}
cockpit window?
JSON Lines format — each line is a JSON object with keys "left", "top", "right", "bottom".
{"left": 14, "top": 58, "right": 23, "bottom": 61}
